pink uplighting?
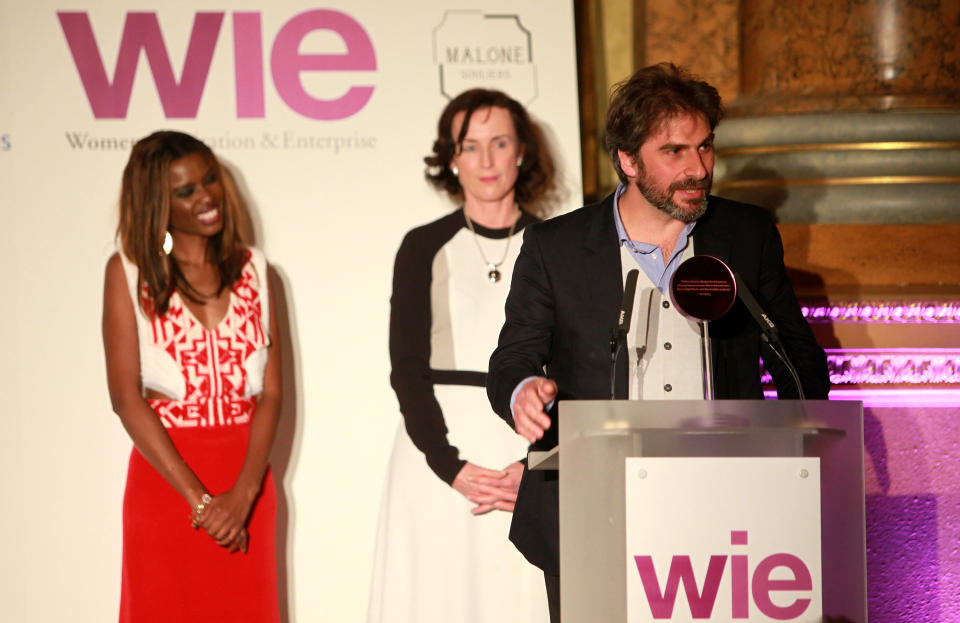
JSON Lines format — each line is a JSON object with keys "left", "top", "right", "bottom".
{"left": 763, "top": 387, "right": 960, "bottom": 406}
{"left": 825, "top": 348, "right": 960, "bottom": 384}
{"left": 762, "top": 349, "right": 960, "bottom": 385}
{"left": 800, "top": 302, "right": 960, "bottom": 323}
{"left": 792, "top": 300, "right": 958, "bottom": 618}
{"left": 761, "top": 348, "right": 960, "bottom": 405}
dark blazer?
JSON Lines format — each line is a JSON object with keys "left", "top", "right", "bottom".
{"left": 487, "top": 193, "right": 830, "bottom": 575}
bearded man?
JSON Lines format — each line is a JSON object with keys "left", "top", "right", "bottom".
{"left": 486, "top": 63, "right": 830, "bottom": 622}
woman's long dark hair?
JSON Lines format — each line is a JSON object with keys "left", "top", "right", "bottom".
{"left": 117, "top": 130, "right": 247, "bottom": 316}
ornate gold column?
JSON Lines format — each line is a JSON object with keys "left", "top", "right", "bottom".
{"left": 708, "top": 0, "right": 960, "bottom": 403}
{"left": 733, "top": 0, "right": 960, "bottom": 115}
{"left": 712, "top": 0, "right": 960, "bottom": 298}
{"left": 575, "top": 0, "right": 643, "bottom": 201}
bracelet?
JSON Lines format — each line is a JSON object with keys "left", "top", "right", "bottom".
{"left": 190, "top": 493, "right": 213, "bottom": 529}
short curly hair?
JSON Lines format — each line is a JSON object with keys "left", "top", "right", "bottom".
{"left": 424, "top": 89, "right": 553, "bottom": 216}
{"left": 605, "top": 63, "right": 723, "bottom": 184}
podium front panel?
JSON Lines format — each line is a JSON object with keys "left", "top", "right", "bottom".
{"left": 625, "top": 457, "right": 822, "bottom": 622}
{"left": 556, "top": 399, "right": 864, "bottom": 623}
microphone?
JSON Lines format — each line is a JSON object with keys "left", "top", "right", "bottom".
{"left": 732, "top": 272, "right": 806, "bottom": 400}
{"left": 732, "top": 273, "right": 780, "bottom": 342}
{"left": 609, "top": 269, "right": 639, "bottom": 399}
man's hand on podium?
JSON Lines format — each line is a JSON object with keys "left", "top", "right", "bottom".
{"left": 513, "top": 377, "right": 556, "bottom": 443}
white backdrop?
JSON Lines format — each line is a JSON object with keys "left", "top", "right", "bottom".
{"left": 0, "top": 1, "right": 581, "bottom": 620}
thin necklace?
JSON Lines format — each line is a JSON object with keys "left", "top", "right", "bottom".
{"left": 463, "top": 208, "right": 519, "bottom": 283}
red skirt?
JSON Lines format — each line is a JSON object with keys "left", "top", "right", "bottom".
{"left": 119, "top": 415, "right": 278, "bottom": 622}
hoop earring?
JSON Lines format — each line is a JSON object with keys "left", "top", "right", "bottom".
{"left": 162, "top": 231, "right": 173, "bottom": 255}
{"left": 452, "top": 165, "right": 459, "bottom": 176}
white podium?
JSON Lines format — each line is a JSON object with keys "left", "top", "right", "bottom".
{"left": 530, "top": 399, "right": 865, "bottom": 623}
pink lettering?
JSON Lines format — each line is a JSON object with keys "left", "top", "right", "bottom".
{"left": 58, "top": 10, "right": 377, "bottom": 120}
{"left": 57, "top": 11, "right": 222, "bottom": 118}
{"left": 731, "top": 531, "right": 749, "bottom": 619}
{"left": 270, "top": 9, "right": 377, "bottom": 120}
{"left": 752, "top": 553, "right": 813, "bottom": 620}
{"left": 633, "top": 531, "right": 814, "bottom": 620}
{"left": 232, "top": 13, "right": 265, "bottom": 118}
{"left": 634, "top": 555, "right": 726, "bottom": 619}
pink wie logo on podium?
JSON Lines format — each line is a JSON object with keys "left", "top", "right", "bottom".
{"left": 625, "top": 457, "right": 822, "bottom": 622}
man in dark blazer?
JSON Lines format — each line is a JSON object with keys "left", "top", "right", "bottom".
{"left": 486, "top": 63, "right": 830, "bottom": 622}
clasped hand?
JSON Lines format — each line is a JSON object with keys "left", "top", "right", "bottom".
{"left": 196, "top": 489, "right": 255, "bottom": 553}
{"left": 453, "top": 461, "right": 524, "bottom": 515}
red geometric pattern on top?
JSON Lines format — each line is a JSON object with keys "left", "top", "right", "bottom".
{"left": 143, "top": 252, "right": 267, "bottom": 428}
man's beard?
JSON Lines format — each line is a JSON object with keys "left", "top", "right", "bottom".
{"left": 635, "top": 170, "right": 711, "bottom": 223}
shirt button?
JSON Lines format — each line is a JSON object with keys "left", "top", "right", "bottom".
{"left": 662, "top": 301, "right": 670, "bottom": 309}
{"left": 664, "top": 384, "right": 673, "bottom": 392}
{"left": 664, "top": 342, "right": 672, "bottom": 350}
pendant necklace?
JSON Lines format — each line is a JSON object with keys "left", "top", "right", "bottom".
{"left": 463, "top": 209, "right": 518, "bottom": 283}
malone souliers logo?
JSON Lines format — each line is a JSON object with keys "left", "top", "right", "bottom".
{"left": 633, "top": 530, "right": 813, "bottom": 620}
{"left": 57, "top": 9, "right": 377, "bottom": 120}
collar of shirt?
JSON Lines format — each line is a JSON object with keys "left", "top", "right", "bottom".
{"left": 612, "top": 183, "right": 699, "bottom": 294}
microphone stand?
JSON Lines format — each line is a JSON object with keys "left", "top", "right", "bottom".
{"left": 733, "top": 273, "right": 806, "bottom": 400}
{"left": 699, "top": 321, "right": 715, "bottom": 400}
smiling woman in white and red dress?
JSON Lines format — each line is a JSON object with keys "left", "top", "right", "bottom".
{"left": 366, "top": 90, "right": 555, "bottom": 623}
{"left": 102, "top": 131, "right": 281, "bottom": 622}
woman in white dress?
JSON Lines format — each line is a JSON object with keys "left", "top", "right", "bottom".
{"left": 367, "top": 89, "right": 556, "bottom": 623}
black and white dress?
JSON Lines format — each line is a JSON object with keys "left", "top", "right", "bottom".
{"left": 367, "top": 208, "right": 548, "bottom": 623}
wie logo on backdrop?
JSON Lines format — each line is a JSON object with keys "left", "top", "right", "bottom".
{"left": 57, "top": 9, "right": 377, "bottom": 120}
